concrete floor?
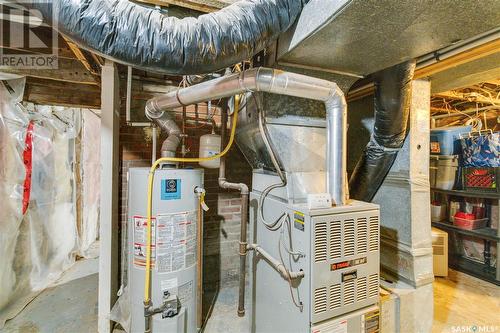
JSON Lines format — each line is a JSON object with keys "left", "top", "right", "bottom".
{"left": 1, "top": 258, "right": 99, "bottom": 333}
{"left": 2, "top": 265, "right": 499, "bottom": 333}
{"left": 202, "top": 286, "right": 250, "bottom": 333}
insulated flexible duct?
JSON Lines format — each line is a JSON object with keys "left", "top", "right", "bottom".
{"left": 349, "top": 60, "right": 416, "bottom": 202}
{"left": 25, "top": 0, "right": 307, "bottom": 74}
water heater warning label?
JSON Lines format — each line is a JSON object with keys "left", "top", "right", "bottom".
{"left": 133, "top": 216, "right": 156, "bottom": 268}
{"left": 155, "top": 211, "right": 196, "bottom": 273}
{"left": 133, "top": 211, "right": 196, "bottom": 272}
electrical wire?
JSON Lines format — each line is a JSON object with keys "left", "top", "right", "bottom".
{"left": 278, "top": 219, "right": 303, "bottom": 311}
{"left": 279, "top": 215, "right": 304, "bottom": 258}
{"left": 254, "top": 93, "right": 288, "bottom": 231}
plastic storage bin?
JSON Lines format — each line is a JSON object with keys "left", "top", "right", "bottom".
{"left": 430, "top": 126, "right": 472, "bottom": 155}
{"left": 430, "top": 155, "right": 459, "bottom": 190}
{"left": 453, "top": 217, "right": 488, "bottom": 230}
{"left": 431, "top": 204, "right": 446, "bottom": 222}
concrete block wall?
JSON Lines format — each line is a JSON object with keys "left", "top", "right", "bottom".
{"left": 117, "top": 81, "right": 252, "bottom": 290}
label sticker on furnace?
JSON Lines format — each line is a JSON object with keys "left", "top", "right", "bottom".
{"left": 155, "top": 211, "right": 196, "bottom": 274}
{"left": 133, "top": 216, "right": 156, "bottom": 268}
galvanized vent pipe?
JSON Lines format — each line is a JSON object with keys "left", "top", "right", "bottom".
{"left": 146, "top": 67, "right": 348, "bottom": 205}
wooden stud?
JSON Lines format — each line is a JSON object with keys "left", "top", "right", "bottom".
{"left": 98, "top": 60, "right": 120, "bottom": 333}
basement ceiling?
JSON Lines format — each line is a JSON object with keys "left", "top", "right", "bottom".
{"left": 277, "top": 0, "right": 500, "bottom": 76}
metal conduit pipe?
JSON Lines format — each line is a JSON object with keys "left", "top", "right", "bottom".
{"left": 145, "top": 67, "right": 348, "bottom": 206}
{"left": 218, "top": 101, "right": 249, "bottom": 317}
{"left": 248, "top": 244, "right": 305, "bottom": 280}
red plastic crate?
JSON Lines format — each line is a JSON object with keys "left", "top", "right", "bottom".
{"left": 463, "top": 167, "right": 498, "bottom": 193}
{"left": 453, "top": 217, "right": 488, "bottom": 230}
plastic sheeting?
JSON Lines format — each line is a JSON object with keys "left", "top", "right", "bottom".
{"left": 24, "top": 0, "right": 307, "bottom": 74}
{"left": 349, "top": 60, "right": 416, "bottom": 202}
{"left": 79, "top": 110, "right": 101, "bottom": 257}
{"left": 0, "top": 79, "right": 98, "bottom": 328}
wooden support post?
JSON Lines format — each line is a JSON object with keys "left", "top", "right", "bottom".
{"left": 98, "top": 60, "right": 120, "bottom": 333}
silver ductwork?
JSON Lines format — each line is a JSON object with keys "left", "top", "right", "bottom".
{"left": 145, "top": 107, "right": 181, "bottom": 158}
{"left": 23, "top": 0, "right": 307, "bottom": 74}
{"left": 145, "top": 68, "right": 348, "bottom": 205}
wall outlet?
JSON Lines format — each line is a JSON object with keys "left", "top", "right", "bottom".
{"left": 307, "top": 193, "right": 332, "bottom": 209}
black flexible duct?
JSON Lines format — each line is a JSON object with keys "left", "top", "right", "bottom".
{"left": 349, "top": 60, "right": 416, "bottom": 202}
{"left": 26, "top": 0, "right": 307, "bottom": 74}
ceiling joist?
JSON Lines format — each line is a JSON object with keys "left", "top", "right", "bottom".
{"left": 133, "top": 0, "right": 228, "bottom": 12}
{"left": 434, "top": 91, "right": 500, "bottom": 105}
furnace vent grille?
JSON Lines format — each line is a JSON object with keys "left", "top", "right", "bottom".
{"left": 329, "top": 221, "right": 342, "bottom": 260}
{"left": 369, "top": 216, "right": 379, "bottom": 251}
{"left": 311, "top": 209, "right": 379, "bottom": 324}
{"left": 368, "top": 274, "right": 379, "bottom": 298}
{"left": 356, "top": 276, "right": 367, "bottom": 302}
{"left": 314, "top": 287, "right": 327, "bottom": 314}
{"left": 357, "top": 217, "right": 368, "bottom": 254}
{"left": 343, "top": 219, "right": 355, "bottom": 257}
{"left": 329, "top": 284, "right": 341, "bottom": 310}
{"left": 314, "top": 222, "right": 328, "bottom": 262}
{"left": 343, "top": 280, "right": 355, "bottom": 306}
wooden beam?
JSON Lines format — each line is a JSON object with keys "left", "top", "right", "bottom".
{"left": 347, "top": 83, "right": 375, "bottom": 102}
{"left": 0, "top": 57, "right": 100, "bottom": 85}
{"left": 98, "top": 60, "right": 120, "bottom": 333}
{"left": 415, "top": 39, "right": 500, "bottom": 79}
{"left": 133, "top": 0, "right": 228, "bottom": 12}
{"left": 24, "top": 77, "right": 101, "bottom": 108}
{"left": 63, "top": 36, "right": 101, "bottom": 76}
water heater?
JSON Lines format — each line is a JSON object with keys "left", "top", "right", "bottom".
{"left": 127, "top": 167, "right": 203, "bottom": 333}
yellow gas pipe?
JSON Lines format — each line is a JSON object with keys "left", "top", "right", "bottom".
{"left": 143, "top": 95, "right": 241, "bottom": 321}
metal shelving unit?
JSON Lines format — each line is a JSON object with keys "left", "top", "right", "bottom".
{"left": 431, "top": 187, "right": 500, "bottom": 285}
{"left": 431, "top": 221, "right": 500, "bottom": 242}
{"left": 431, "top": 188, "right": 500, "bottom": 200}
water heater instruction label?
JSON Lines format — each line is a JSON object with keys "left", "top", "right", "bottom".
{"left": 155, "top": 211, "right": 196, "bottom": 273}
{"left": 133, "top": 216, "right": 156, "bottom": 268}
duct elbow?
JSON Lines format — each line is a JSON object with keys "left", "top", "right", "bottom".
{"left": 325, "top": 85, "right": 347, "bottom": 111}
{"left": 146, "top": 105, "right": 181, "bottom": 157}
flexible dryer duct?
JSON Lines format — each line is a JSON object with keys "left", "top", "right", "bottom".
{"left": 25, "top": 0, "right": 307, "bottom": 74}
{"left": 349, "top": 60, "right": 416, "bottom": 202}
